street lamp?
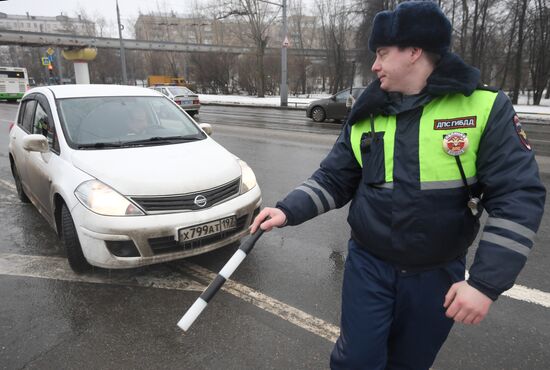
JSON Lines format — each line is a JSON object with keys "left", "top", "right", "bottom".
{"left": 259, "top": 0, "right": 288, "bottom": 107}
{"left": 116, "top": 0, "right": 128, "bottom": 85}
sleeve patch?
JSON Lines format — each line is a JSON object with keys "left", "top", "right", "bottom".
{"left": 513, "top": 115, "right": 532, "bottom": 151}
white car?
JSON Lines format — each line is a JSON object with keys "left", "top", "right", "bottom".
{"left": 150, "top": 85, "right": 200, "bottom": 116}
{"left": 8, "top": 85, "right": 261, "bottom": 273}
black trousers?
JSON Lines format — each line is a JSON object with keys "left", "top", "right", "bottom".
{"left": 330, "top": 239, "right": 465, "bottom": 369}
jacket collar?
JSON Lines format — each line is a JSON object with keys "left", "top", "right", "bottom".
{"left": 347, "top": 52, "right": 480, "bottom": 125}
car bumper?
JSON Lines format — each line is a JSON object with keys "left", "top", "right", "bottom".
{"left": 178, "top": 103, "right": 200, "bottom": 112}
{"left": 71, "top": 186, "right": 261, "bottom": 268}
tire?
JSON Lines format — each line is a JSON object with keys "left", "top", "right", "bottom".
{"left": 61, "top": 204, "right": 92, "bottom": 273}
{"left": 311, "top": 106, "right": 326, "bottom": 122}
{"left": 11, "top": 163, "right": 30, "bottom": 203}
{"left": 188, "top": 111, "right": 196, "bottom": 117}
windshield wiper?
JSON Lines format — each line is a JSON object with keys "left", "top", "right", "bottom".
{"left": 123, "top": 135, "right": 203, "bottom": 145}
{"left": 77, "top": 142, "right": 125, "bottom": 149}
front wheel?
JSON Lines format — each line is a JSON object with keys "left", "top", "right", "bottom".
{"left": 61, "top": 204, "right": 92, "bottom": 273}
{"left": 311, "top": 106, "right": 326, "bottom": 122}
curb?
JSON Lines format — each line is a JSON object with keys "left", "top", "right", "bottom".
{"left": 200, "top": 101, "right": 308, "bottom": 111}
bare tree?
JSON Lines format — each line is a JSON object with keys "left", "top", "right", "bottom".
{"left": 315, "top": 0, "right": 356, "bottom": 94}
{"left": 511, "top": 0, "right": 529, "bottom": 104}
{"left": 527, "top": 0, "right": 550, "bottom": 105}
{"left": 222, "top": 0, "right": 281, "bottom": 97}
{"left": 189, "top": 52, "right": 238, "bottom": 93}
{"left": 496, "top": 0, "right": 519, "bottom": 89}
{"left": 237, "top": 53, "right": 259, "bottom": 94}
{"left": 287, "top": 0, "right": 317, "bottom": 94}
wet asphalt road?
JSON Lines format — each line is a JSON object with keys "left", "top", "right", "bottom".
{"left": 1, "top": 102, "right": 550, "bottom": 369}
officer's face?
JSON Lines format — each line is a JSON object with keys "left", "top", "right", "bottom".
{"left": 371, "top": 46, "right": 415, "bottom": 93}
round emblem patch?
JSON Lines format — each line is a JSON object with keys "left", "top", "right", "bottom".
{"left": 442, "top": 132, "right": 469, "bottom": 156}
{"left": 513, "top": 115, "right": 531, "bottom": 151}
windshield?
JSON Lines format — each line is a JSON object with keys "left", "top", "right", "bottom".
{"left": 167, "top": 86, "right": 194, "bottom": 96}
{"left": 57, "top": 96, "right": 205, "bottom": 149}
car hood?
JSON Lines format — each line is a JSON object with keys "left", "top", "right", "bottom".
{"left": 71, "top": 138, "right": 241, "bottom": 196}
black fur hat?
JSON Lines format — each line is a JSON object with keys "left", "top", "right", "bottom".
{"left": 368, "top": 1, "right": 451, "bottom": 55}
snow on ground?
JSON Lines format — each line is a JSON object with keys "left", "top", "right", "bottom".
{"left": 198, "top": 93, "right": 325, "bottom": 108}
{"left": 199, "top": 92, "right": 550, "bottom": 115}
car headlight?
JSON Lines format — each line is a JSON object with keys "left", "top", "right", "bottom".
{"left": 74, "top": 180, "right": 144, "bottom": 216}
{"left": 239, "top": 159, "right": 257, "bottom": 193}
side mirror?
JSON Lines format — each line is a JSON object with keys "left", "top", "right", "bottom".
{"left": 330, "top": 95, "right": 336, "bottom": 101}
{"left": 199, "top": 123, "right": 213, "bottom": 136}
{"left": 22, "top": 134, "right": 49, "bottom": 153}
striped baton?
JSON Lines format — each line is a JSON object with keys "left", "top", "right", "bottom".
{"left": 177, "top": 228, "right": 265, "bottom": 331}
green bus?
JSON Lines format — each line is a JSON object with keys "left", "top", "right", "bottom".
{"left": 0, "top": 66, "right": 29, "bottom": 102}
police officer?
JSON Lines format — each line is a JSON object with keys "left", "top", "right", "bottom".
{"left": 250, "top": 1, "right": 545, "bottom": 369}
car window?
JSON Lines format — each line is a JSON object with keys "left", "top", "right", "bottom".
{"left": 17, "top": 100, "right": 26, "bottom": 125}
{"left": 167, "top": 87, "right": 193, "bottom": 96}
{"left": 335, "top": 91, "right": 349, "bottom": 102}
{"left": 21, "top": 100, "right": 37, "bottom": 133}
{"left": 33, "top": 102, "right": 56, "bottom": 148}
{"left": 160, "top": 88, "right": 169, "bottom": 96}
{"left": 57, "top": 96, "right": 205, "bottom": 148}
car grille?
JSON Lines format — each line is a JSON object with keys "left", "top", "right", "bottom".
{"left": 131, "top": 178, "right": 240, "bottom": 212}
{"left": 148, "top": 214, "right": 249, "bottom": 255}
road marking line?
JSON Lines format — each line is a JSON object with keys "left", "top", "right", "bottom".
{"left": 0, "top": 179, "right": 16, "bottom": 191}
{"left": 0, "top": 251, "right": 340, "bottom": 342}
{"left": 464, "top": 270, "right": 550, "bottom": 308}
{"left": 177, "top": 262, "right": 340, "bottom": 342}
{"left": 2, "top": 251, "right": 550, "bottom": 346}
{"left": 501, "top": 284, "right": 550, "bottom": 307}
{"left": 0, "top": 252, "right": 205, "bottom": 292}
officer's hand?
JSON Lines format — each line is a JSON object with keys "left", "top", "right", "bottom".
{"left": 250, "top": 207, "right": 287, "bottom": 234}
{"left": 444, "top": 281, "right": 493, "bottom": 325}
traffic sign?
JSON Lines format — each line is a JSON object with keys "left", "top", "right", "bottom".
{"left": 282, "top": 36, "right": 290, "bottom": 47}
{"left": 41, "top": 57, "right": 51, "bottom": 66}
{"left": 47, "top": 47, "right": 55, "bottom": 55}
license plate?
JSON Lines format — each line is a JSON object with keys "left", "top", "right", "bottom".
{"left": 178, "top": 216, "right": 236, "bottom": 243}
{"left": 178, "top": 100, "right": 192, "bottom": 105}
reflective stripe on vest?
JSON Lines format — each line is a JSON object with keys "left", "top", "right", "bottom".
{"left": 350, "top": 90, "right": 498, "bottom": 189}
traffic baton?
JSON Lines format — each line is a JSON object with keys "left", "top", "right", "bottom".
{"left": 177, "top": 228, "right": 265, "bottom": 331}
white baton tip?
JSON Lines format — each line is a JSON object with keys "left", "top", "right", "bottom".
{"left": 177, "top": 298, "right": 208, "bottom": 331}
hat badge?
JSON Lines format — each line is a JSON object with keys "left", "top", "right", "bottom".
{"left": 442, "top": 132, "right": 469, "bottom": 156}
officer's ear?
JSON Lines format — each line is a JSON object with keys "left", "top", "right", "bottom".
{"left": 409, "top": 47, "right": 423, "bottom": 64}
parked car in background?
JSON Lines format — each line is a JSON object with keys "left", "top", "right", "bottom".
{"left": 8, "top": 85, "right": 261, "bottom": 273}
{"left": 150, "top": 85, "right": 200, "bottom": 116}
{"left": 306, "top": 87, "right": 366, "bottom": 123}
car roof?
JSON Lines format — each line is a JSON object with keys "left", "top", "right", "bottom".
{"left": 27, "top": 84, "right": 161, "bottom": 99}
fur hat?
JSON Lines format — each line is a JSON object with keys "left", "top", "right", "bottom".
{"left": 368, "top": 1, "right": 451, "bottom": 55}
